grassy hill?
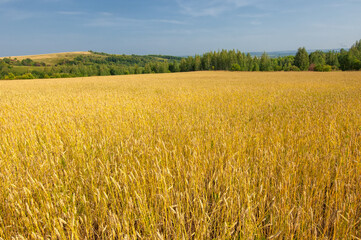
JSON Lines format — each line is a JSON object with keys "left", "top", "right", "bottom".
{"left": 0, "top": 51, "right": 93, "bottom": 65}
{"left": 0, "top": 51, "right": 181, "bottom": 79}
{"left": 0, "top": 51, "right": 182, "bottom": 67}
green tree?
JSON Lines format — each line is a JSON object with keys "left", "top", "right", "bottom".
{"left": 252, "top": 57, "right": 260, "bottom": 71}
{"left": 309, "top": 50, "right": 326, "bottom": 66}
{"left": 326, "top": 51, "right": 340, "bottom": 69}
{"left": 179, "top": 59, "right": 188, "bottom": 72}
{"left": 201, "top": 53, "right": 212, "bottom": 70}
{"left": 194, "top": 55, "right": 201, "bottom": 71}
{"left": 169, "top": 61, "right": 180, "bottom": 72}
{"left": 21, "top": 58, "right": 34, "bottom": 66}
{"left": 294, "top": 47, "right": 309, "bottom": 71}
{"left": 260, "top": 52, "right": 272, "bottom": 71}
{"left": 143, "top": 64, "right": 152, "bottom": 74}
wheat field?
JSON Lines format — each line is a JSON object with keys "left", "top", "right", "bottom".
{"left": 0, "top": 71, "right": 360, "bottom": 239}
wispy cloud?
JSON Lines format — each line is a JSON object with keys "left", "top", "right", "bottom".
{"left": 58, "top": 11, "right": 86, "bottom": 16}
{"left": 176, "top": 0, "right": 253, "bottom": 17}
{"left": 311, "top": 23, "right": 358, "bottom": 31}
{"left": 85, "top": 14, "right": 186, "bottom": 28}
{"left": 238, "top": 13, "right": 270, "bottom": 18}
{"left": 250, "top": 20, "right": 262, "bottom": 25}
{"left": 85, "top": 17, "right": 129, "bottom": 27}
{"left": 151, "top": 19, "right": 186, "bottom": 25}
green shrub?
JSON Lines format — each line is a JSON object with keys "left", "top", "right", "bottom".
{"left": 322, "top": 65, "right": 332, "bottom": 72}
{"left": 19, "top": 73, "right": 35, "bottom": 79}
{"left": 230, "top": 63, "right": 241, "bottom": 71}
{"left": 4, "top": 73, "right": 16, "bottom": 80}
{"left": 289, "top": 66, "right": 300, "bottom": 71}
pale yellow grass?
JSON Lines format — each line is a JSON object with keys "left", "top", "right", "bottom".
{"left": 0, "top": 51, "right": 91, "bottom": 62}
{"left": 0, "top": 71, "right": 360, "bottom": 239}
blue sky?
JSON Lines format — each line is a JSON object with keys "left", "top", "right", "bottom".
{"left": 1, "top": 0, "right": 361, "bottom": 56}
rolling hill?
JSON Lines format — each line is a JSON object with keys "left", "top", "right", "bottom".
{"left": 0, "top": 51, "right": 92, "bottom": 65}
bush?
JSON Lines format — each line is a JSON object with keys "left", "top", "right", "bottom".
{"left": 308, "top": 63, "right": 316, "bottom": 71}
{"left": 274, "top": 66, "right": 283, "bottom": 71}
{"left": 322, "top": 65, "right": 332, "bottom": 72}
{"left": 289, "top": 66, "right": 300, "bottom": 71}
{"left": 315, "top": 65, "right": 332, "bottom": 72}
{"left": 4, "top": 73, "right": 15, "bottom": 80}
{"left": 19, "top": 73, "right": 35, "bottom": 79}
{"left": 230, "top": 63, "right": 241, "bottom": 71}
{"left": 314, "top": 64, "right": 324, "bottom": 72}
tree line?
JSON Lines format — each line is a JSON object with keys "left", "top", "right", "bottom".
{"left": 1, "top": 40, "right": 361, "bottom": 80}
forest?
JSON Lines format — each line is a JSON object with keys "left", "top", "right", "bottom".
{"left": 0, "top": 40, "right": 360, "bottom": 80}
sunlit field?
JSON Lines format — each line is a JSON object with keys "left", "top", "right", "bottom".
{"left": 0, "top": 71, "right": 360, "bottom": 239}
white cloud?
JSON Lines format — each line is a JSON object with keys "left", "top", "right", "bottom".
{"left": 151, "top": 19, "right": 186, "bottom": 25}
{"left": 311, "top": 23, "right": 357, "bottom": 31}
{"left": 85, "top": 14, "right": 186, "bottom": 28}
{"left": 58, "top": 11, "right": 85, "bottom": 15}
{"left": 176, "top": 0, "right": 252, "bottom": 17}
{"left": 250, "top": 20, "right": 262, "bottom": 25}
{"left": 238, "top": 13, "right": 270, "bottom": 18}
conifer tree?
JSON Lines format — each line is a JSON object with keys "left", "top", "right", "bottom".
{"left": 260, "top": 52, "right": 272, "bottom": 71}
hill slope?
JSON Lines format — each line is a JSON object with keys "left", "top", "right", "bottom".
{"left": 0, "top": 51, "right": 92, "bottom": 65}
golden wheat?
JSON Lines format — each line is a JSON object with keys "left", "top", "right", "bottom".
{"left": 0, "top": 71, "right": 360, "bottom": 239}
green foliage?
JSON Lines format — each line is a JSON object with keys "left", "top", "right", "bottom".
{"left": 179, "top": 59, "right": 188, "bottom": 72}
{"left": 230, "top": 63, "right": 241, "bottom": 71}
{"left": 169, "top": 61, "right": 180, "bottom": 72}
{"left": 338, "top": 40, "right": 361, "bottom": 70}
{"left": 2, "top": 58, "right": 11, "bottom": 64}
{"left": 313, "top": 64, "right": 332, "bottom": 72}
{"left": 4, "top": 73, "right": 15, "bottom": 80}
{"left": 294, "top": 47, "right": 309, "bottom": 71}
{"left": 326, "top": 51, "right": 339, "bottom": 68}
{"left": 322, "top": 65, "right": 332, "bottom": 72}
{"left": 144, "top": 64, "right": 152, "bottom": 74}
{"left": 19, "top": 73, "right": 35, "bottom": 79}
{"left": 289, "top": 66, "right": 300, "bottom": 71}
{"left": 309, "top": 50, "right": 326, "bottom": 66}
{"left": 21, "top": 58, "right": 35, "bottom": 66}
{"left": 260, "top": 52, "right": 272, "bottom": 71}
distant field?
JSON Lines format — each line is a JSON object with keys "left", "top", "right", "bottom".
{"left": 0, "top": 72, "right": 360, "bottom": 239}
{"left": 0, "top": 51, "right": 91, "bottom": 65}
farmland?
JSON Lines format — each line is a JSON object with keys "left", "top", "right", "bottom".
{"left": 0, "top": 71, "right": 361, "bottom": 239}
{"left": 0, "top": 52, "right": 92, "bottom": 65}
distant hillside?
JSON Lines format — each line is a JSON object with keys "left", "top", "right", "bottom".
{"left": 0, "top": 52, "right": 92, "bottom": 65}
{"left": 0, "top": 51, "right": 181, "bottom": 80}
{"left": 0, "top": 51, "right": 180, "bottom": 67}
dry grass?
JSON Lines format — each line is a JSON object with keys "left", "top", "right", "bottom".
{"left": 0, "top": 71, "right": 361, "bottom": 239}
{"left": 0, "top": 51, "right": 91, "bottom": 64}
